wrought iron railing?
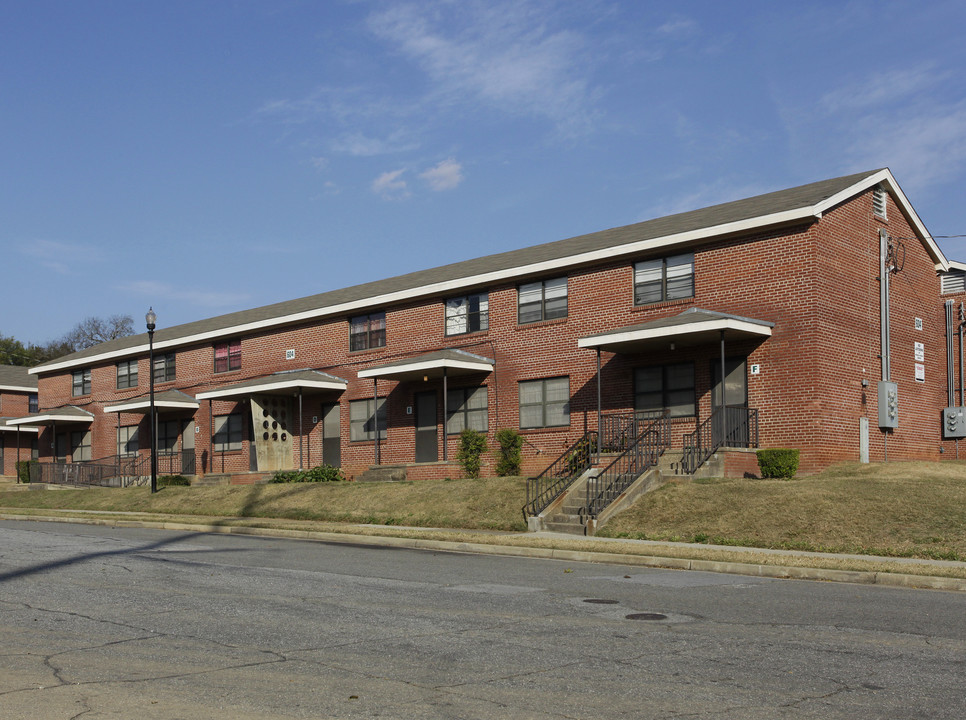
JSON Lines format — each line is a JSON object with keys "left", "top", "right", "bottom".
{"left": 29, "top": 460, "right": 129, "bottom": 487}
{"left": 676, "top": 405, "right": 759, "bottom": 475}
{"left": 28, "top": 449, "right": 197, "bottom": 488}
{"left": 579, "top": 412, "right": 670, "bottom": 524}
{"left": 598, "top": 410, "right": 666, "bottom": 453}
{"left": 523, "top": 431, "right": 598, "bottom": 520}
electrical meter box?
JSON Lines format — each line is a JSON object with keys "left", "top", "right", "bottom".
{"left": 878, "top": 381, "right": 898, "bottom": 429}
{"left": 943, "top": 407, "right": 966, "bottom": 439}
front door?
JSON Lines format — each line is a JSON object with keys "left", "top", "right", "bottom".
{"left": 321, "top": 402, "right": 341, "bottom": 468}
{"left": 414, "top": 391, "right": 438, "bottom": 463}
{"left": 711, "top": 357, "right": 749, "bottom": 446}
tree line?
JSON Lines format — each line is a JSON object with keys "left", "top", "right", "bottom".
{"left": 0, "top": 315, "right": 135, "bottom": 367}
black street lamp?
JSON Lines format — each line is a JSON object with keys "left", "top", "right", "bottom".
{"left": 146, "top": 307, "right": 158, "bottom": 494}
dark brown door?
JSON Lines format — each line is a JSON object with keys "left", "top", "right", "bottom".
{"left": 321, "top": 402, "right": 341, "bottom": 468}
{"left": 414, "top": 391, "right": 438, "bottom": 463}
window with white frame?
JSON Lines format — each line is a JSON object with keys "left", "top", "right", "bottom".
{"left": 117, "top": 426, "right": 139, "bottom": 456}
{"left": 445, "top": 293, "right": 489, "bottom": 335}
{"left": 446, "top": 386, "right": 488, "bottom": 434}
{"left": 349, "top": 312, "right": 386, "bottom": 351}
{"left": 350, "top": 398, "right": 387, "bottom": 441}
{"left": 213, "top": 414, "right": 243, "bottom": 452}
{"left": 72, "top": 368, "right": 91, "bottom": 396}
{"left": 634, "top": 253, "right": 695, "bottom": 305}
{"left": 519, "top": 377, "right": 570, "bottom": 429}
{"left": 634, "top": 363, "right": 695, "bottom": 418}
{"left": 518, "top": 277, "right": 567, "bottom": 324}
{"left": 29, "top": 393, "right": 38, "bottom": 413}
{"left": 116, "top": 359, "right": 138, "bottom": 389}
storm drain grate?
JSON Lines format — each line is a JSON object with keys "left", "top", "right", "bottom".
{"left": 583, "top": 599, "right": 619, "bottom": 604}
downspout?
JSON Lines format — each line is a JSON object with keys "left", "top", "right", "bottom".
{"left": 373, "top": 379, "right": 380, "bottom": 465}
{"left": 596, "top": 348, "right": 602, "bottom": 458}
{"left": 442, "top": 368, "right": 448, "bottom": 462}
{"left": 881, "top": 230, "right": 892, "bottom": 462}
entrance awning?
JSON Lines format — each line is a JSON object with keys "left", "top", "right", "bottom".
{"left": 357, "top": 349, "right": 494, "bottom": 382}
{"left": 6, "top": 405, "right": 94, "bottom": 427}
{"left": 196, "top": 369, "right": 348, "bottom": 401}
{"left": 0, "top": 418, "right": 38, "bottom": 433}
{"left": 103, "top": 389, "right": 201, "bottom": 414}
{"left": 578, "top": 308, "right": 774, "bottom": 354}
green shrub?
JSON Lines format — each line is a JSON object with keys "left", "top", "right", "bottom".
{"left": 456, "top": 429, "right": 488, "bottom": 478}
{"left": 269, "top": 464, "right": 345, "bottom": 484}
{"left": 566, "top": 437, "right": 593, "bottom": 475}
{"left": 16, "top": 460, "right": 36, "bottom": 484}
{"left": 756, "top": 449, "right": 800, "bottom": 479}
{"left": 494, "top": 428, "right": 523, "bottom": 476}
{"left": 158, "top": 474, "right": 190, "bottom": 487}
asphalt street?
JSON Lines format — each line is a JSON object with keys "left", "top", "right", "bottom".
{"left": 0, "top": 518, "right": 963, "bottom": 719}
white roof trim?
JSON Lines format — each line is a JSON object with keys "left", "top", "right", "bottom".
{"left": 196, "top": 377, "right": 347, "bottom": 400}
{"left": 0, "top": 423, "right": 38, "bottom": 433}
{"left": 357, "top": 357, "right": 494, "bottom": 379}
{"left": 578, "top": 317, "right": 773, "bottom": 349}
{"left": 7, "top": 412, "right": 94, "bottom": 426}
{"left": 0, "top": 384, "right": 36, "bottom": 393}
{"left": 33, "top": 169, "right": 942, "bottom": 374}
{"left": 103, "top": 398, "right": 201, "bottom": 414}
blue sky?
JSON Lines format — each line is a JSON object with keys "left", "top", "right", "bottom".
{"left": 3, "top": 0, "right": 966, "bottom": 345}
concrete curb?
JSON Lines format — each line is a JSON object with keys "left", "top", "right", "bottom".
{"left": 3, "top": 512, "right": 965, "bottom": 593}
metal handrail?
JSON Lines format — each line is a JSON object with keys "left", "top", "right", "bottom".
{"left": 579, "top": 412, "right": 670, "bottom": 524}
{"left": 676, "top": 405, "right": 759, "bottom": 475}
{"left": 523, "top": 430, "right": 599, "bottom": 520}
{"left": 28, "top": 449, "right": 197, "bottom": 488}
{"left": 599, "top": 410, "right": 666, "bottom": 453}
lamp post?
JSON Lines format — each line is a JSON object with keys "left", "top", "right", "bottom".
{"left": 146, "top": 307, "right": 158, "bottom": 494}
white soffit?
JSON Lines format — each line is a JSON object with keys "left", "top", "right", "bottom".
{"left": 578, "top": 317, "right": 772, "bottom": 350}
{"left": 196, "top": 378, "right": 347, "bottom": 400}
{"left": 358, "top": 357, "right": 494, "bottom": 380}
{"left": 103, "top": 398, "right": 201, "bottom": 414}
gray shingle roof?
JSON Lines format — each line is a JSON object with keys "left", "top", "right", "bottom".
{"left": 32, "top": 169, "right": 886, "bottom": 373}
{"left": 0, "top": 365, "right": 37, "bottom": 390}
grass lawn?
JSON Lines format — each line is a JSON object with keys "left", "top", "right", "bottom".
{"left": 2, "top": 461, "right": 966, "bottom": 562}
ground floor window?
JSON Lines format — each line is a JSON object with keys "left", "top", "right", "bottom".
{"left": 634, "top": 363, "right": 695, "bottom": 417}
{"left": 158, "top": 419, "right": 180, "bottom": 454}
{"left": 350, "top": 398, "right": 387, "bottom": 441}
{"left": 61, "top": 430, "right": 92, "bottom": 462}
{"left": 519, "top": 377, "right": 570, "bottom": 429}
{"left": 213, "top": 414, "right": 244, "bottom": 452}
{"left": 117, "top": 426, "right": 139, "bottom": 456}
{"left": 446, "top": 387, "right": 488, "bottom": 434}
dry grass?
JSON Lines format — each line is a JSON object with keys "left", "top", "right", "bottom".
{"left": 598, "top": 461, "right": 966, "bottom": 560}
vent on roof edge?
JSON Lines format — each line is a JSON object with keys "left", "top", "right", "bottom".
{"left": 873, "top": 186, "right": 887, "bottom": 219}
{"left": 942, "top": 270, "right": 966, "bottom": 295}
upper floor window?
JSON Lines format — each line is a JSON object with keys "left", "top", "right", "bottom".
{"left": 445, "top": 293, "right": 489, "bottom": 336}
{"left": 634, "top": 252, "right": 694, "bottom": 305}
{"left": 153, "top": 353, "right": 176, "bottom": 383}
{"left": 350, "top": 312, "right": 386, "bottom": 352}
{"left": 116, "top": 359, "right": 138, "bottom": 389}
{"left": 72, "top": 368, "right": 91, "bottom": 397}
{"left": 29, "top": 393, "right": 38, "bottom": 413}
{"left": 519, "top": 377, "right": 570, "bottom": 429}
{"left": 518, "top": 277, "right": 567, "bottom": 324}
{"left": 214, "top": 340, "right": 241, "bottom": 374}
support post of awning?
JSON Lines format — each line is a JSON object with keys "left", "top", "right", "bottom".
{"left": 373, "top": 379, "right": 380, "bottom": 466}
{"left": 596, "top": 348, "right": 602, "bottom": 458}
{"left": 298, "top": 388, "right": 304, "bottom": 471}
{"left": 16, "top": 428, "right": 21, "bottom": 483}
{"left": 442, "top": 368, "right": 448, "bottom": 462}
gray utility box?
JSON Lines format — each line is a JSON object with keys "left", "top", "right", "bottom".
{"left": 878, "top": 381, "right": 899, "bottom": 429}
{"left": 943, "top": 406, "right": 966, "bottom": 439}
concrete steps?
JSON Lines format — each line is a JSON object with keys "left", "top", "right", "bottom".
{"left": 357, "top": 465, "right": 408, "bottom": 483}
{"left": 542, "top": 490, "right": 589, "bottom": 535}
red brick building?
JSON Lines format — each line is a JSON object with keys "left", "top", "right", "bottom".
{"left": 0, "top": 365, "right": 38, "bottom": 478}
{"left": 12, "top": 169, "right": 966, "bottom": 483}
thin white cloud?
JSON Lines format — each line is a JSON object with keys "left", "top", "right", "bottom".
{"left": 372, "top": 169, "right": 411, "bottom": 200}
{"left": 367, "top": 1, "right": 601, "bottom": 136}
{"left": 420, "top": 158, "right": 464, "bottom": 191}
{"left": 820, "top": 64, "right": 940, "bottom": 113}
{"left": 19, "top": 239, "right": 95, "bottom": 276}
{"left": 329, "top": 130, "right": 419, "bottom": 157}
{"left": 118, "top": 280, "right": 250, "bottom": 309}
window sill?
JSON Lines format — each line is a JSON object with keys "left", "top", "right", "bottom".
{"left": 349, "top": 346, "right": 388, "bottom": 356}
{"left": 631, "top": 297, "right": 695, "bottom": 313}
{"left": 519, "top": 425, "right": 571, "bottom": 433}
{"left": 515, "top": 317, "right": 568, "bottom": 330}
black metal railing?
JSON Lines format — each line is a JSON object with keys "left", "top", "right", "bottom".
{"left": 598, "top": 410, "right": 666, "bottom": 453}
{"left": 676, "top": 405, "right": 759, "bottom": 475}
{"left": 28, "top": 449, "right": 197, "bottom": 488}
{"left": 29, "top": 460, "right": 128, "bottom": 487}
{"left": 523, "top": 431, "right": 598, "bottom": 520}
{"left": 579, "top": 412, "right": 670, "bottom": 525}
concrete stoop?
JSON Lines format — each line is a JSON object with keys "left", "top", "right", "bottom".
{"left": 357, "top": 465, "right": 408, "bottom": 483}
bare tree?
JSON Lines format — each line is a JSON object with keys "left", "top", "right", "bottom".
{"left": 61, "top": 314, "right": 136, "bottom": 352}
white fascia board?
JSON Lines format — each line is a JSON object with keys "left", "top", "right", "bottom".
{"left": 358, "top": 358, "right": 494, "bottom": 379}
{"left": 577, "top": 318, "right": 773, "bottom": 349}
{"left": 103, "top": 399, "right": 200, "bottom": 414}
{"left": 947, "top": 260, "right": 966, "bottom": 271}
{"left": 0, "top": 384, "right": 36, "bottom": 392}
{"left": 7, "top": 413, "right": 93, "bottom": 426}
{"left": 0, "top": 424, "right": 38, "bottom": 433}
{"left": 195, "top": 378, "right": 347, "bottom": 401}
{"left": 815, "top": 168, "right": 947, "bottom": 271}
{"left": 30, "top": 205, "right": 826, "bottom": 376}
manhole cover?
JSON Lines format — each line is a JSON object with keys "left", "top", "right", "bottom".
{"left": 583, "top": 599, "right": 619, "bottom": 604}
{"left": 625, "top": 612, "right": 668, "bottom": 621}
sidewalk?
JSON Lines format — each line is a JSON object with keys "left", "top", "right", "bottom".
{"left": 2, "top": 508, "right": 965, "bottom": 592}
